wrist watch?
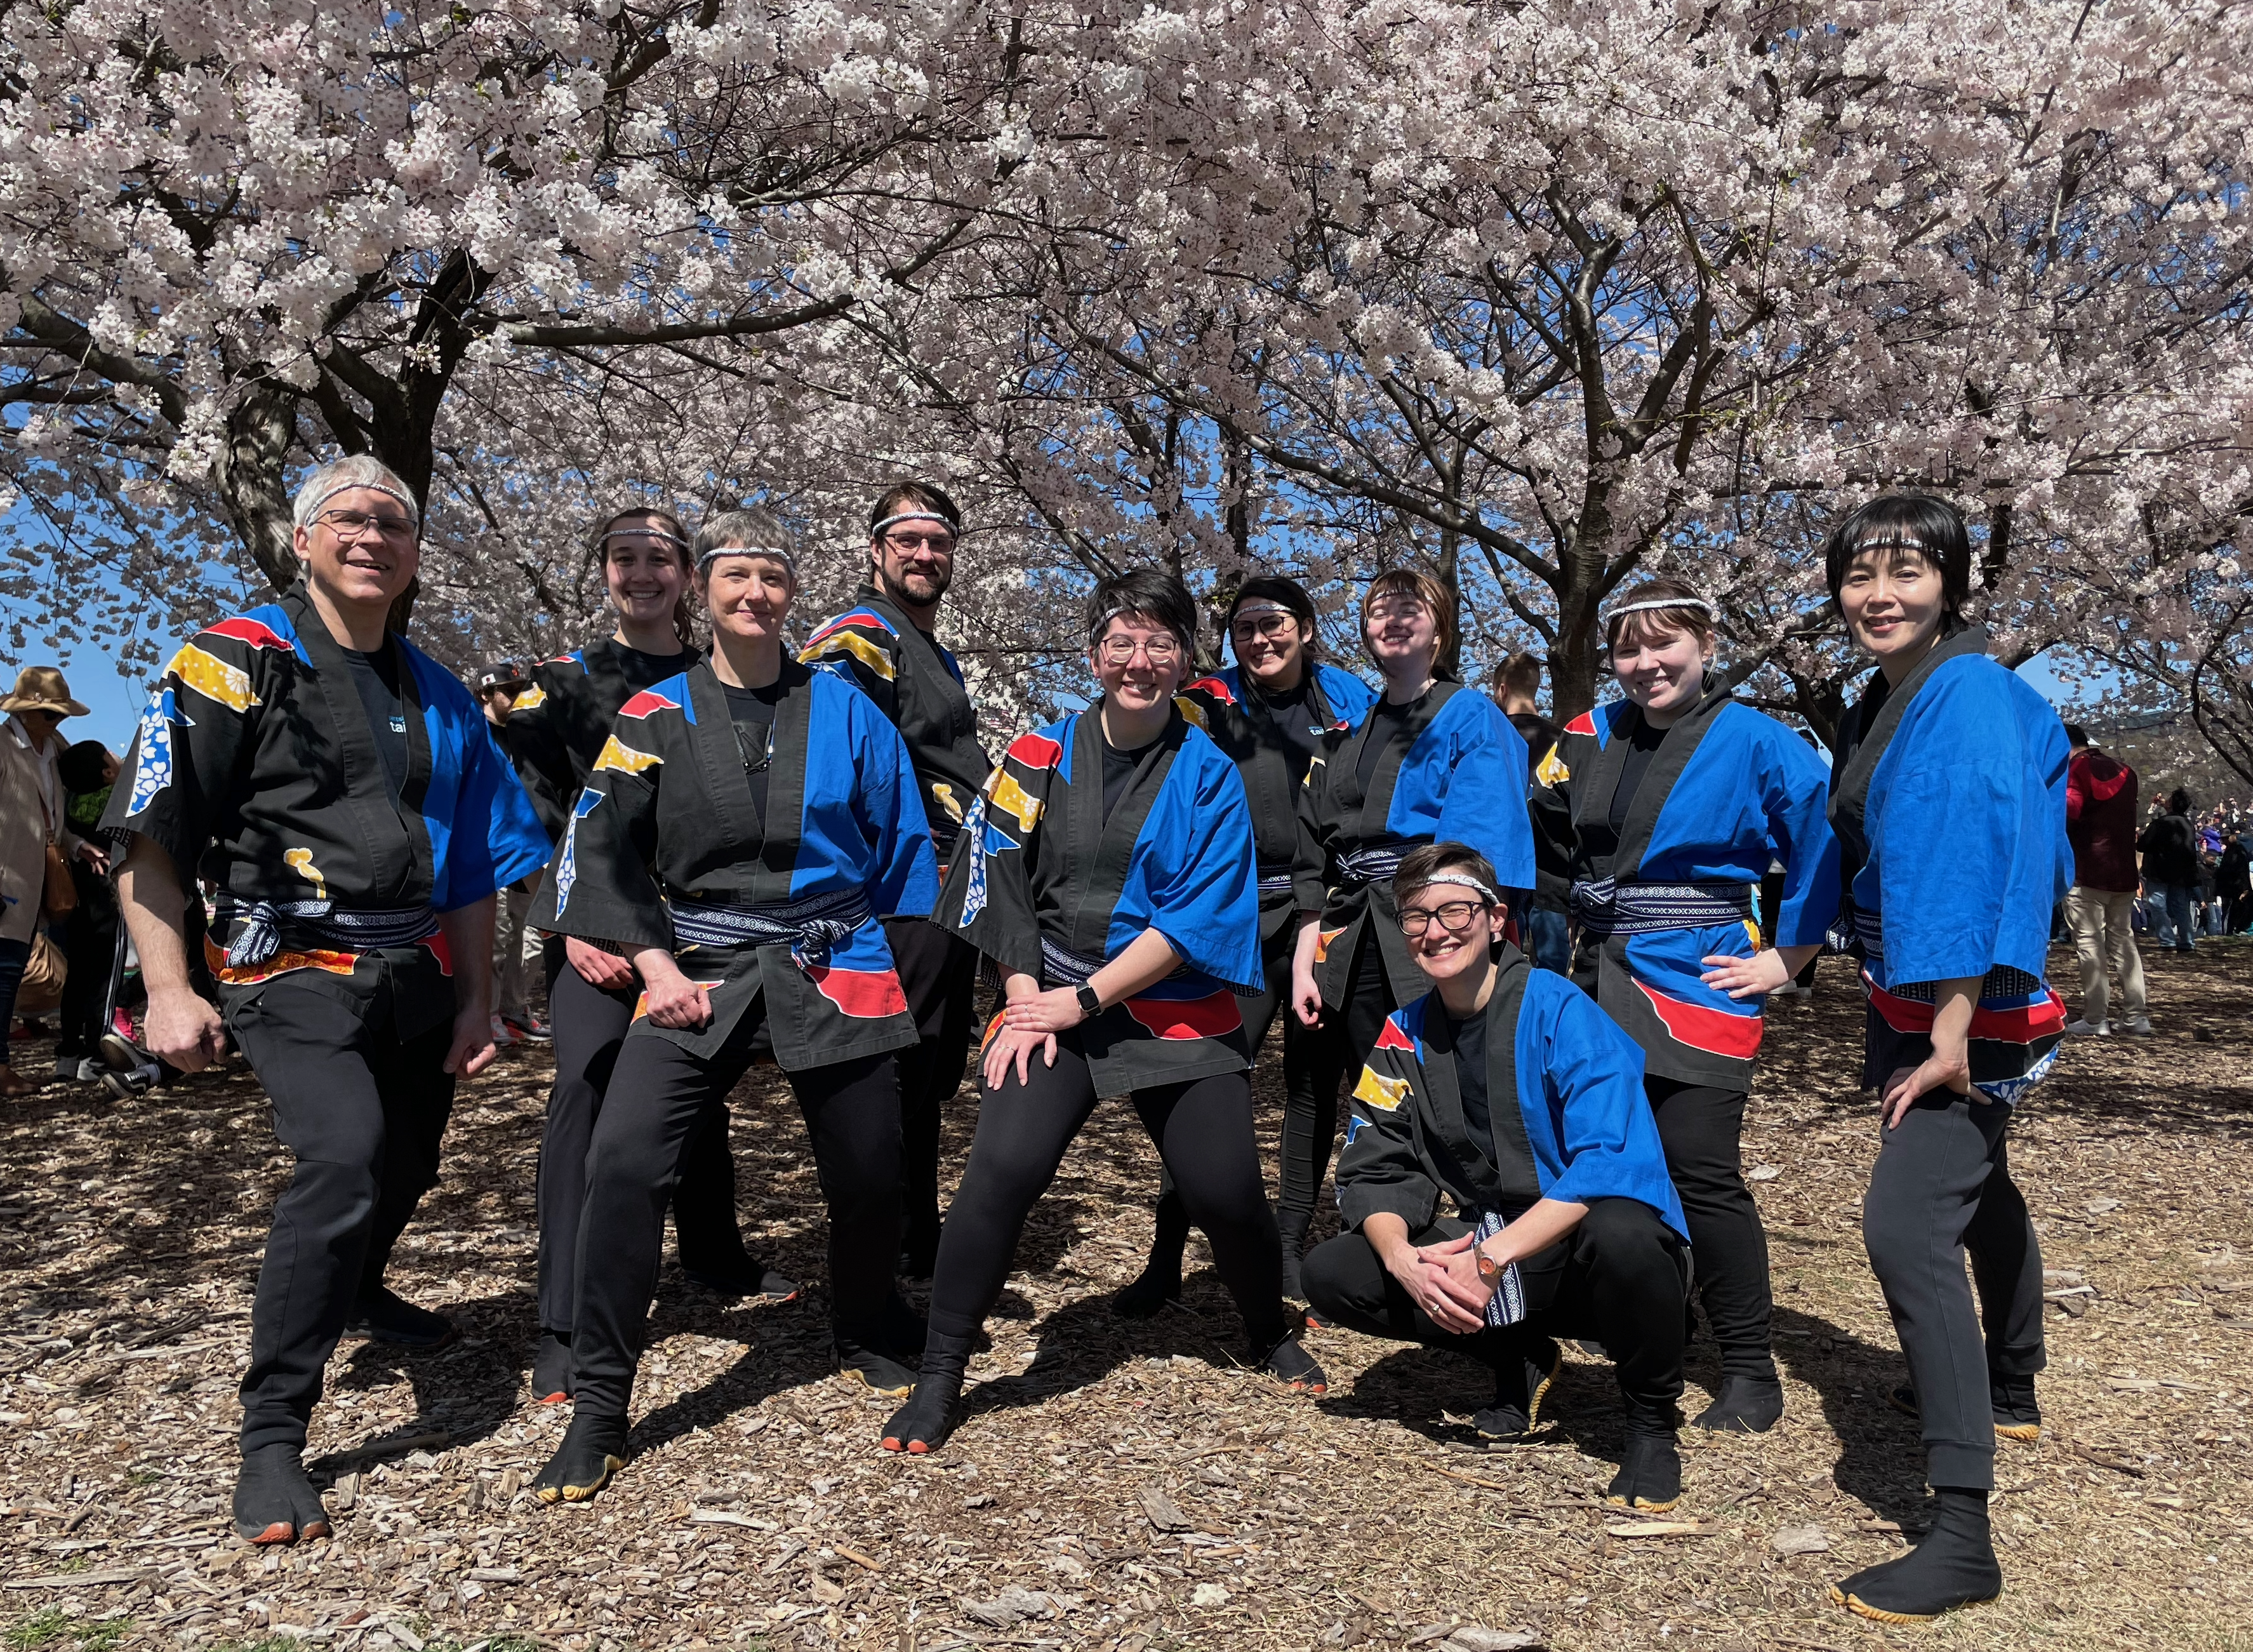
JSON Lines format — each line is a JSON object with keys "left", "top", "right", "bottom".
{"left": 1075, "top": 982, "right": 1103, "bottom": 1020}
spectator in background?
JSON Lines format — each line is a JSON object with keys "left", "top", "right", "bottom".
{"left": 0, "top": 667, "right": 100, "bottom": 1098}
{"left": 53, "top": 740, "right": 122, "bottom": 1084}
{"left": 474, "top": 662, "right": 550, "bottom": 1047}
{"left": 2136, "top": 788, "right": 2202, "bottom": 954}
{"left": 2218, "top": 825, "right": 2252, "bottom": 936}
{"left": 2060, "top": 726, "right": 2149, "bottom": 1037}
{"left": 1488, "top": 650, "right": 1572, "bottom": 974}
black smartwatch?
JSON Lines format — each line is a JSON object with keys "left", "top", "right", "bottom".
{"left": 1075, "top": 982, "right": 1103, "bottom": 1020}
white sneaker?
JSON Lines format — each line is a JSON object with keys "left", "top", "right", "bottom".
{"left": 2063, "top": 1017, "right": 2109, "bottom": 1037}
{"left": 2123, "top": 1016, "right": 2153, "bottom": 1036}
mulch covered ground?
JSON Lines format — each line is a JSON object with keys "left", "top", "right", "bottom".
{"left": 4, "top": 940, "right": 2250, "bottom": 1652}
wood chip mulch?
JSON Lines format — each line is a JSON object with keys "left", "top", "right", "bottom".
{"left": 5, "top": 940, "right": 2252, "bottom": 1651}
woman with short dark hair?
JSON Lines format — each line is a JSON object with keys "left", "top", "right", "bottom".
{"left": 2136, "top": 787, "right": 2202, "bottom": 952}
{"left": 1820, "top": 493, "right": 2072, "bottom": 1624}
{"left": 879, "top": 568, "right": 1326, "bottom": 1454}
{"left": 1116, "top": 575, "right": 1378, "bottom": 1315}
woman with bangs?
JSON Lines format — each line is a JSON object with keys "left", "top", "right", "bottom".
{"left": 1555, "top": 576, "right": 1840, "bottom": 1435}
{"left": 507, "top": 507, "right": 794, "bottom": 1409}
{"left": 1818, "top": 496, "right": 2070, "bottom": 1625}
{"left": 1116, "top": 575, "right": 1378, "bottom": 1317}
{"left": 1289, "top": 567, "right": 1536, "bottom": 1304}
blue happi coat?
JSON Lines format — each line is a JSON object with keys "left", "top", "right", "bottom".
{"left": 1336, "top": 950, "right": 1689, "bottom": 1239}
{"left": 102, "top": 584, "right": 549, "bottom": 1035}
{"left": 533, "top": 658, "right": 938, "bottom": 1070}
{"left": 1829, "top": 628, "right": 2072, "bottom": 1102}
{"left": 1296, "top": 678, "right": 1536, "bottom": 1007}
{"left": 1557, "top": 689, "right": 1840, "bottom": 1089}
{"left": 938, "top": 704, "right": 1262, "bottom": 1093}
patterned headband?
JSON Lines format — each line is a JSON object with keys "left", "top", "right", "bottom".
{"left": 698, "top": 544, "right": 797, "bottom": 575}
{"left": 304, "top": 478, "right": 419, "bottom": 528}
{"left": 1605, "top": 594, "right": 1719, "bottom": 628}
{"left": 1415, "top": 870, "right": 1499, "bottom": 903}
{"left": 871, "top": 511, "right": 959, "bottom": 540}
{"left": 602, "top": 524, "right": 690, "bottom": 553}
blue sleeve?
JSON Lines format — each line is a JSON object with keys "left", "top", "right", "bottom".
{"left": 1318, "top": 663, "right": 1378, "bottom": 724}
{"left": 1520, "top": 975, "right": 1687, "bottom": 1237}
{"left": 1146, "top": 741, "right": 1263, "bottom": 987}
{"left": 848, "top": 685, "right": 940, "bottom": 919}
{"left": 1760, "top": 718, "right": 1842, "bottom": 948}
{"left": 1433, "top": 696, "right": 1536, "bottom": 888}
{"left": 1872, "top": 667, "right": 2035, "bottom": 983}
{"left": 432, "top": 687, "right": 550, "bottom": 911}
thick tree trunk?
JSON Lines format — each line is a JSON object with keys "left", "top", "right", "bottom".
{"left": 213, "top": 382, "right": 302, "bottom": 596}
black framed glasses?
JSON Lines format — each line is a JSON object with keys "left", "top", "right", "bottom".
{"left": 883, "top": 530, "right": 957, "bottom": 556}
{"left": 1230, "top": 612, "right": 1298, "bottom": 643}
{"left": 1096, "top": 634, "right": 1183, "bottom": 665}
{"left": 1397, "top": 900, "right": 1488, "bottom": 938}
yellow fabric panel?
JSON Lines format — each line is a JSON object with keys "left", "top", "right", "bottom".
{"left": 987, "top": 769, "right": 1044, "bottom": 832}
{"left": 802, "top": 629, "right": 896, "bottom": 681}
{"left": 593, "top": 735, "right": 663, "bottom": 775}
{"left": 168, "top": 643, "right": 258, "bottom": 712}
{"left": 1352, "top": 1065, "right": 1411, "bottom": 1113}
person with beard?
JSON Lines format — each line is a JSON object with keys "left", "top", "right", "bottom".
{"left": 508, "top": 508, "right": 795, "bottom": 1408}
{"left": 799, "top": 483, "right": 992, "bottom": 1277}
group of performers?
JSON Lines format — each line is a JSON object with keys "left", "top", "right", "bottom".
{"left": 101, "top": 462, "right": 2072, "bottom": 1627}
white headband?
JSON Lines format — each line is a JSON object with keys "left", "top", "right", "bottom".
{"left": 1605, "top": 594, "right": 1719, "bottom": 629}
{"left": 871, "top": 511, "right": 959, "bottom": 540}
{"left": 304, "top": 479, "right": 419, "bottom": 528}
{"left": 604, "top": 525, "right": 690, "bottom": 553}
{"left": 698, "top": 544, "right": 797, "bottom": 575}
{"left": 1089, "top": 606, "right": 1188, "bottom": 650}
{"left": 1231, "top": 601, "right": 1292, "bottom": 621}
{"left": 1414, "top": 870, "right": 1499, "bottom": 903}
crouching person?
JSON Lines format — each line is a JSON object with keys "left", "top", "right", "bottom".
{"left": 1303, "top": 841, "right": 1694, "bottom": 1511}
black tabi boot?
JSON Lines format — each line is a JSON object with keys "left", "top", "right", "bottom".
{"left": 1887, "top": 1375, "right": 2042, "bottom": 1443}
{"left": 1475, "top": 1333, "right": 1561, "bottom": 1441}
{"left": 344, "top": 1286, "right": 455, "bottom": 1349}
{"left": 1258, "top": 1329, "right": 1328, "bottom": 1395}
{"left": 881, "top": 1329, "right": 976, "bottom": 1454}
{"left": 1276, "top": 1205, "right": 1314, "bottom": 1311}
{"left": 533, "top": 1411, "right": 628, "bottom": 1506}
{"left": 682, "top": 1254, "right": 799, "bottom": 1303}
{"left": 1693, "top": 1371, "right": 1784, "bottom": 1434}
{"left": 233, "top": 1443, "right": 332, "bottom": 1545}
{"left": 1606, "top": 1422, "right": 1683, "bottom": 1513}
{"left": 1831, "top": 1487, "right": 2002, "bottom": 1623}
{"left": 1114, "top": 1190, "right": 1190, "bottom": 1319}
{"left": 531, "top": 1329, "right": 573, "bottom": 1405}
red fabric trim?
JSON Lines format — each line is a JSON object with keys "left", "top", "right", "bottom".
{"left": 1006, "top": 731, "right": 1064, "bottom": 768}
{"left": 1635, "top": 979, "right": 1764, "bottom": 1059}
{"left": 203, "top": 617, "right": 295, "bottom": 651}
{"left": 1864, "top": 977, "right": 2068, "bottom": 1042}
{"left": 617, "top": 688, "right": 682, "bottom": 719}
{"left": 1124, "top": 990, "right": 1242, "bottom": 1041}
{"left": 1374, "top": 1017, "right": 1417, "bottom": 1053}
{"left": 807, "top": 965, "right": 910, "bottom": 1020}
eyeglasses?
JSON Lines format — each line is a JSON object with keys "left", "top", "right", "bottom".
{"left": 1230, "top": 612, "right": 1299, "bottom": 643}
{"left": 883, "top": 531, "right": 957, "bottom": 556}
{"left": 1096, "top": 634, "right": 1183, "bottom": 665}
{"left": 317, "top": 509, "right": 417, "bottom": 542}
{"left": 1397, "top": 900, "right": 1489, "bottom": 938}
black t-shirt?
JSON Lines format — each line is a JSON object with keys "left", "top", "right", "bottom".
{"left": 1244, "top": 675, "right": 1325, "bottom": 790}
{"left": 616, "top": 643, "right": 689, "bottom": 689}
{"left": 343, "top": 644, "right": 408, "bottom": 802}
{"left": 721, "top": 678, "right": 786, "bottom": 827}
{"left": 1507, "top": 710, "right": 1561, "bottom": 768}
{"left": 1578, "top": 710, "right": 1670, "bottom": 872}
{"left": 1442, "top": 1000, "right": 1494, "bottom": 1162}
{"left": 1356, "top": 691, "right": 1423, "bottom": 794}
{"left": 1102, "top": 726, "right": 1160, "bottom": 825}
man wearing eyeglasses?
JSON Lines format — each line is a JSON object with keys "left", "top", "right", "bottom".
{"left": 104, "top": 455, "right": 550, "bottom": 1546}
{"left": 800, "top": 481, "right": 992, "bottom": 1276}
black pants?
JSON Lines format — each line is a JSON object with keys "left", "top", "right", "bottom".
{"left": 929, "top": 1030, "right": 1287, "bottom": 1349}
{"left": 1645, "top": 1077, "right": 1774, "bottom": 1380}
{"left": 56, "top": 869, "right": 118, "bottom": 1056}
{"left": 1303, "top": 1199, "right": 1688, "bottom": 1424}
{"left": 1862, "top": 1091, "right": 2045, "bottom": 1491}
{"left": 886, "top": 914, "right": 979, "bottom": 1249}
{"left": 1282, "top": 926, "right": 1399, "bottom": 1233}
{"left": 569, "top": 1003, "right": 903, "bottom": 1422}
{"left": 225, "top": 977, "right": 455, "bottom": 1455}
{"left": 536, "top": 941, "right": 747, "bottom": 1334}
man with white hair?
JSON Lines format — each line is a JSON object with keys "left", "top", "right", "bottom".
{"left": 105, "top": 455, "right": 550, "bottom": 1545}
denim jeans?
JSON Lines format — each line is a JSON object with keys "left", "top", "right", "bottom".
{"left": 2148, "top": 883, "right": 2197, "bottom": 949}
{"left": 1525, "top": 904, "right": 1571, "bottom": 974}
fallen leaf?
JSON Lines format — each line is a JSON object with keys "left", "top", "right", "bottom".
{"left": 1748, "top": 1164, "right": 1782, "bottom": 1182}
{"left": 2084, "top": 1197, "right": 2122, "bottom": 1215}
{"left": 1192, "top": 1582, "right": 1231, "bottom": 1608}
{"left": 1141, "top": 1484, "right": 1190, "bottom": 1531}
{"left": 1446, "top": 1630, "right": 1544, "bottom": 1652}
